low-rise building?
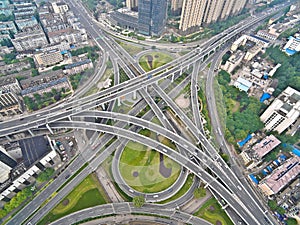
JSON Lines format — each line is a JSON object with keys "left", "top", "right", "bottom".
{"left": 0, "top": 21, "right": 17, "bottom": 35}
{"left": 34, "top": 49, "right": 63, "bottom": 67}
{"left": 283, "top": 35, "right": 300, "bottom": 56}
{"left": 259, "top": 155, "right": 300, "bottom": 196}
{"left": 15, "top": 16, "right": 38, "bottom": 30}
{"left": 244, "top": 45, "right": 263, "bottom": 61}
{"left": 48, "top": 28, "right": 87, "bottom": 45}
{"left": 260, "top": 87, "right": 300, "bottom": 134}
{"left": 0, "top": 90, "right": 23, "bottom": 118}
{"left": 0, "top": 78, "right": 22, "bottom": 93}
{"left": 221, "top": 51, "right": 245, "bottom": 73}
{"left": 257, "top": 30, "right": 278, "bottom": 41}
{"left": 63, "top": 59, "right": 93, "bottom": 75}
{"left": 252, "top": 135, "right": 281, "bottom": 159}
{"left": 21, "top": 77, "right": 70, "bottom": 97}
{"left": 0, "top": 60, "right": 31, "bottom": 75}
{"left": 12, "top": 25, "right": 48, "bottom": 52}
{"left": 51, "top": 2, "right": 69, "bottom": 14}
{"left": 234, "top": 77, "right": 252, "bottom": 92}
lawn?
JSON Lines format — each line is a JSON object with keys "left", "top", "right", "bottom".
{"left": 117, "top": 41, "right": 144, "bottom": 56}
{"left": 194, "top": 197, "right": 234, "bottom": 225}
{"left": 38, "top": 174, "right": 108, "bottom": 225}
{"left": 119, "top": 140, "right": 181, "bottom": 193}
{"left": 158, "top": 174, "right": 194, "bottom": 204}
{"left": 139, "top": 52, "right": 174, "bottom": 72}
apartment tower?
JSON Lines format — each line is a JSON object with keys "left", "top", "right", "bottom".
{"left": 126, "top": 0, "right": 138, "bottom": 11}
{"left": 179, "top": 0, "right": 248, "bottom": 32}
{"left": 170, "top": 0, "right": 184, "bottom": 15}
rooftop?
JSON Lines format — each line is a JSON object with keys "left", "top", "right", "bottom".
{"left": 252, "top": 135, "right": 281, "bottom": 159}
{"left": 260, "top": 156, "right": 300, "bottom": 195}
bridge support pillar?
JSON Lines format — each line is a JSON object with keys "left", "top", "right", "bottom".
{"left": 118, "top": 97, "right": 121, "bottom": 106}
{"left": 68, "top": 115, "right": 72, "bottom": 121}
{"left": 133, "top": 90, "right": 137, "bottom": 100}
{"left": 101, "top": 103, "right": 105, "bottom": 110}
{"left": 187, "top": 64, "right": 190, "bottom": 70}
{"left": 28, "top": 129, "right": 34, "bottom": 136}
{"left": 46, "top": 124, "right": 54, "bottom": 134}
{"left": 180, "top": 67, "right": 183, "bottom": 74}
{"left": 5, "top": 135, "right": 12, "bottom": 141}
{"left": 222, "top": 204, "right": 228, "bottom": 210}
{"left": 204, "top": 183, "right": 209, "bottom": 188}
{"left": 171, "top": 73, "right": 174, "bottom": 82}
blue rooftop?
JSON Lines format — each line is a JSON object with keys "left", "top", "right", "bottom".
{"left": 292, "top": 148, "right": 300, "bottom": 157}
{"left": 249, "top": 174, "right": 259, "bottom": 184}
{"left": 285, "top": 48, "right": 297, "bottom": 56}
{"left": 238, "top": 134, "right": 253, "bottom": 147}
{"left": 260, "top": 93, "right": 271, "bottom": 102}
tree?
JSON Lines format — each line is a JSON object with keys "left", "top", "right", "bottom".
{"left": 133, "top": 195, "right": 145, "bottom": 208}
{"left": 268, "top": 200, "right": 277, "bottom": 211}
{"left": 286, "top": 218, "right": 297, "bottom": 225}
{"left": 36, "top": 168, "right": 55, "bottom": 183}
{"left": 193, "top": 186, "right": 206, "bottom": 198}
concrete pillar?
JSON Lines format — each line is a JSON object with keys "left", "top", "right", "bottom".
{"left": 133, "top": 90, "right": 137, "bottom": 100}
{"left": 46, "top": 124, "right": 54, "bottom": 134}
{"left": 118, "top": 97, "right": 121, "bottom": 106}
{"left": 171, "top": 73, "right": 174, "bottom": 82}
{"left": 5, "top": 135, "right": 12, "bottom": 141}
{"left": 68, "top": 115, "right": 72, "bottom": 121}
{"left": 187, "top": 64, "right": 190, "bottom": 70}
{"left": 180, "top": 67, "right": 183, "bottom": 74}
{"left": 204, "top": 183, "right": 209, "bottom": 188}
{"left": 28, "top": 129, "right": 34, "bottom": 136}
{"left": 101, "top": 103, "right": 105, "bottom": 110}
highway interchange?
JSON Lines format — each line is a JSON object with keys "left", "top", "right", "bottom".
{"left": 0, "top": 1, "right": 294, "bottom": 225}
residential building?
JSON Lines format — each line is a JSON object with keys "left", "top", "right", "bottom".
{"left": 0, "top": 90, "right": 22, "bottom": 118}
{"left": 15, "top": 16, "right": 38, "bottom": 30}
{"left": 13, "top": 2, "right": 36, "bottom": 19}
{"left": 170, "top": 0, "right": 183, "bottom": 15}
{"left": 48, "top": 28, "right": 87, "bottom": 45}
{"left": 0, "top": 78, "right": 22, "bottom": 93}
{"left": 0, "top": 21, "right": 17, "bottom": 35}
{"left": 11, "top": 25, "right": 48, "bottom": 52}
{"left": 21, "top": 77, "right": 70, "bottom": 97}
{"left": 0, "top": 60, "right": 31, "bottom": 76}
{"left": 63, "top": 59, "right": 93, "bottom": 75}
{"left": 252, "top": 135, "right": 281, "bottom": 159}
{"left": 179, "top": 0, "right": 206, "bottom": 32}
{"left": 283, "top": 36, "right": 300, "bottom": 56}
{"left": 126, "top": 0, "right": 138, "bottom": 11}
{"left": 179, "top": 0, "right": 247, "bottom": 33}
{"left": 244, "top": 45, "right": 263, "bottom": 61}
{"left": 34, "top": 49, "right": 64, "bottom": 67}
{"left": 51, "top": 2, "right": 69, "bottom": 14}
{"left": 221, "top": 50, "right": 245, "bottom": 73}
{"left": 260, "top": 87, "right": 300, "bottom": 134}
{"left": 259, "top": 155, "right": 300, "bottom": 196}
{"left": 138, "top": 0, "right": 167, "bottom": 36}
{"left": 257, "top": 30, "right": 278, "bottom": 41}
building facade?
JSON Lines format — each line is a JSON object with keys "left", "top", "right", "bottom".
{"left": 179, "top": 0, "right": 248, "bottom": 33}
{"left": 126, "top": 0, "right": 138, "bottom": 11}
{"left": 138, "top": 0, "right": 167, "bottom": 36}
{"left": 260, "top": 87, "right": 300, "bottom": 134}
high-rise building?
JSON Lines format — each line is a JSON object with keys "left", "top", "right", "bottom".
{"left": 138, "top": 0, "right": 167, "bottom": 36}
{"left": 170, "top": 0, "right": 183, "bottom": 15}
{"left": 260, "top": 87, "right": 300, "bottom": 134}
{"left": 179, "top": 0, "right": 248, "bottom": 33}
{"left": 126, "top": 0, "right": 138, "bottom": 11}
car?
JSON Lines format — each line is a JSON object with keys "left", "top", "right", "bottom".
{"left": 65, "top": 174, "right": 70, "bottom": 179}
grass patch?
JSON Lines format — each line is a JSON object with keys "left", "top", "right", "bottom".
{"left": 119, "top": 141, "right": 181, "bottom": 193}
{"left": 158, "top": 174, "right": 194, "bottom": 204}
{"left": 38, "top": 174, "right": 107, "bottom": 225}
{"left": 194, "top": 197, "right": 234, "bottom": 225}
{"left": 116, "top": 40, "right": 144, "bottom": 56}
{"left": 139, "top": 52, "right": 173, "bottom": 72}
